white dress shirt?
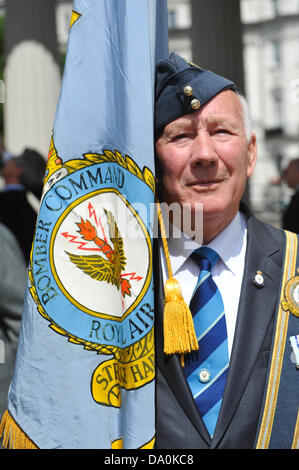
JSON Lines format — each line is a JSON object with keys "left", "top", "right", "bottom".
{"left": 160, "top": 211, "right": 248, "bottom": 357}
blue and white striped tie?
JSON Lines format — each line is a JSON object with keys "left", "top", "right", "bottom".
{"left": 183, "top": 246, "right": 229, "bottom": 437}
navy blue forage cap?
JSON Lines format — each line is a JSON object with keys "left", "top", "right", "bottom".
{"left": 155, "top": 53, "right": 237, "bottom": 137}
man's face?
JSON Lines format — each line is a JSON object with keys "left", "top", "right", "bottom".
{"left": 155, "top": 90, "right": 257, "bottom": 241}
{"left": 0, "top": 158, "right": 22, "bottom": 182}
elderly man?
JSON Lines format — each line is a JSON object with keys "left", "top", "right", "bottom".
{"left": 154, "top": 54, "right": 299, "bottom": 449}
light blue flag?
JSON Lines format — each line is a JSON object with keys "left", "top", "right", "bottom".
{"left": 1, "top": 0, "right": 168, "bottom": 449}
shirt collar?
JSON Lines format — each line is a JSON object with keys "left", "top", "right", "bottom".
{"left": 208, "top": 211, "right": 247, "bottom": 275}
{"left": 166, "top": 211, "right": 247, "bottom": 276}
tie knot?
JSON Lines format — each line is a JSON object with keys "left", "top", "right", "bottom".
{"left": 191, "top": 246, "right": 219, "bottom": 271}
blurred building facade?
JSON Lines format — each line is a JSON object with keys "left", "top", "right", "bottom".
{"left": 2, "top": 1, "right": 61, "bottom": 159}
{"left": 1, "top": 0, "right": 298, "bottom": 225}
{"left": 241, "top": 0, "right": 299, "bottom": 224}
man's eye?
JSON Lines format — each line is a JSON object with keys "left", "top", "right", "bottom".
{"left": 215, "top": 129, "right": 230, "bottom": 135}
{"left": 172, "top": 133, "right": 189, "bottom": 140}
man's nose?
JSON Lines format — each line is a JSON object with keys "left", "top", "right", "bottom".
{"left": 189, "top": 132, "right": 218, "bottom": 167}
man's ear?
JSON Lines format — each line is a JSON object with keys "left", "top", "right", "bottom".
{"left": 247, "top": 133, "right": 257, "bottom": 178}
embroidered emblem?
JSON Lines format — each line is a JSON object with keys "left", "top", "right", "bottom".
{"left": 282, "top": 269, "right": 299, "bottom": 318}
{"left": 65, "top": 209, "right": 131, "bottom": 299}
{"left": 29, "top": 137, "right": 155, "bottom": 408}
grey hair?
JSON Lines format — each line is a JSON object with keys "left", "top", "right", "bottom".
{"left": 236, "top": 92, "right": 254, "bottom": 143}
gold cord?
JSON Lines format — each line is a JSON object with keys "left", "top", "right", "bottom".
{"left": 156, "top": 200, "right": 198, "bottom": 366}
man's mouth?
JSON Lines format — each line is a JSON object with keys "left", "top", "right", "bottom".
{"left": 188, "top": 179, "right": 224, "bottom": 189}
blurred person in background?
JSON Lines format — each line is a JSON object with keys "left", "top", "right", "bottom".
{"left": 0, "top": 223, "right": 26, "bottom": 422}
{"left": 0, "top": 149, "right": 46, "bottom": 264}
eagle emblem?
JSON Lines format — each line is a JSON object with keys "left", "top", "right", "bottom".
{"left": 65, "top": 209, "right": 131, "bottom": 298}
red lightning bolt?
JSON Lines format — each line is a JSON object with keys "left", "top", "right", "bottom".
{"left": 121, "top": 272, "right": 143, "bottom": 281}
{"left": 61, "top": 232, "right": 102, "bottom": 251}
{"left": 88, "top": 202, "right": 107, "bottom": 243}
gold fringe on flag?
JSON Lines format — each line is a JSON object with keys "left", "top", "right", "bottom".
{"left": 0, "top": 410, "right": 38, "bottom": 449}
{"left": 157, "top": 201, "right": 198, "bottom": 366}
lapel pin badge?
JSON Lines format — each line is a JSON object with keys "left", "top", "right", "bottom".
{"left": 253, "top": 270, "right": 264, "bottom": 288}
{"left": 290, "top": 335, "right": 299, "bottom": 369}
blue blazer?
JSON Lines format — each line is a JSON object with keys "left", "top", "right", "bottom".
{"left": 155, "top": 208, "right": 284, "bottom": 448}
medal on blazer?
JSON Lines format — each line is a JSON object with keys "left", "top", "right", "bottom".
{"left": 253, "top": 270, "right": 264, "bottom": 288}
{"left": 281, "top": 268, "right": 299, "bottom": 318}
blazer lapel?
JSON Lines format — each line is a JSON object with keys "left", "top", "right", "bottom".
{"left": 212, "top": 214, "right": 283, "bottom": 447}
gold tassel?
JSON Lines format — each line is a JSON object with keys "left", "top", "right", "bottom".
{"left": 157, "top": 201, "right": 198, "bottom": 366}
{"left": 0, "top": 410, "right": 38, "bottom": 449}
